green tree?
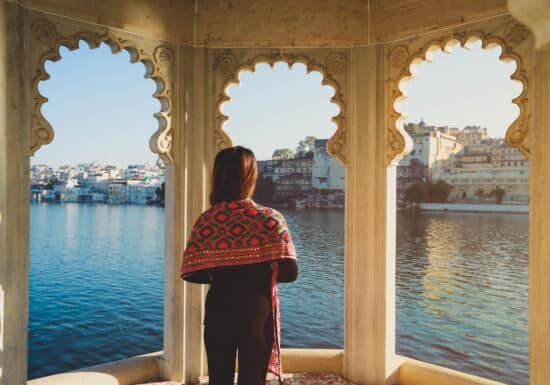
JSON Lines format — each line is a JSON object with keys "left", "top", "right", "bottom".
{"left": 295, "top": 136, "right": 317, "bottom": 158}
{"left": 405, "top": 182, "right": 427, "bottom": 205}
{"left": 272, "top": 148, "right": 294, "bottom": 160}
{"left": 428, "top": 179, "right": 452, "bottom": 203}
{"left": 44, "top": 176, "right": 59, "bottom": 190}
{"left": 154, "top": 182, "right": 165, "bottom": 207}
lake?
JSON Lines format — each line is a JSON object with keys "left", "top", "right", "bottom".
{"left": 29, "top": 203, "right": 528, "bottom": 385}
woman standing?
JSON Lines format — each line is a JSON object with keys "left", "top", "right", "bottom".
{"left": 180, "top": 146, "right": 298, "bottom": 385}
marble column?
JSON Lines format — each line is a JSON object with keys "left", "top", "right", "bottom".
{"left": 345, "top": 45, "right": 399, "bottom": 385}
{"left": 0, "top": 1, "right": 30, "bottom": 385}
{"left": 508, "top": 1, "right": 550, "bottom": 384}
{"left": 529, "top": 36, "right": 550, "bottom": 385}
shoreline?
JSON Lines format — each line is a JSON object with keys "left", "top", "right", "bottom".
{"left": 417, "top": 202, "right": 529, "bottom": 214}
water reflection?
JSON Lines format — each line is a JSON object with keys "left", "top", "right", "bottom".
{"left": 278, "top": 208, "right": 345, "bottom": 348}
{"left": 397, "top": 211, "right": 529, "bottom": 385}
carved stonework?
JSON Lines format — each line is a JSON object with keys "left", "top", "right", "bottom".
{"left": 31, "top": 19, "right": 58, "bottom": 46}
{"left": 29, "top": 25, "right": 176, "bottom": 163}
{"left": 390, "top": 45, "right": 409, "bottom": 69}
{"left": 214, "top": 52, "right": 347, "bottom": 165}
{"left": 325, "top": 52, "right": 347, "bottom": 76}
{"left": 327, "top": 118, "right": 347, "bottom": 165}
{"left": 214, "top": 52, "right": 238, "bottom": 80}
{"left": 506, "top": 23, "right": 530, "bottom": 46}
{"left": 386, "top": 28, "right": 530, "bottom": 165}
{"left": 154, "top": 46, "right": 173, "bottom": 69}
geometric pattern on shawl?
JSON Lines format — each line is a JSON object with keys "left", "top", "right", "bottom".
{"left": 180, "top": 199, "right": 297, "bottom": 279}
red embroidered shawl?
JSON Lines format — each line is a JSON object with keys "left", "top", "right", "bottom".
{"left": 180, "top": 199, "right": 297, "bottom": 382}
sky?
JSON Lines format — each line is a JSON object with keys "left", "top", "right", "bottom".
{"left": 32, "top": 40, "right": 522, "bottom": 166}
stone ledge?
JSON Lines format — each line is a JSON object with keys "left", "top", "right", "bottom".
{"left": 139, "top": 373, "right": 355, "bottom": 385}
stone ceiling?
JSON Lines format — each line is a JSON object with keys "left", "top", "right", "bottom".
{"left": 21, "top": 0, "right": 507, "bottom": 47}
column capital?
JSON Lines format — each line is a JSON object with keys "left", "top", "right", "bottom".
{"left": 508, "top": 0, "right": 550, "bottom": 48}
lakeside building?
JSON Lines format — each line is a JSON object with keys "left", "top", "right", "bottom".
{"left": 257, "top": 139, "right": 345, "bottom": 207}
{"left": 434, "top": 140, "right": 530, "bottom": 203}
{"left": 30, "top": 161, "right": 165, "bottom": 204}
{"left": 399, "top": 121, "right": 530, "bottom": 204}
{"left": 397, "top": 122, "right": 462, "bottom": 202}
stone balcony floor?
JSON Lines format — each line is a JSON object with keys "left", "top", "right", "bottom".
{"left": 140, "top": 373, "right": 356, "bottom": 385}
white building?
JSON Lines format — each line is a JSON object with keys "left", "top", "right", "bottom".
{"left": 127, "top": 179, "right": 161, "bottom": 204}
{"left": 312, "top": 139, "right": 345, "bottom": 191}
{"left": 107, "top": 181, "right": 128, "bottom": 204}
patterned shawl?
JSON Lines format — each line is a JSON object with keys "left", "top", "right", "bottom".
{"left": 180, "top": 198, "right": 297, "bottom": 382}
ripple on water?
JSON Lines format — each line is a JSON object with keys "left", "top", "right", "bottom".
{"left": 29, "top": 205, "right": 528, "bottom": 385}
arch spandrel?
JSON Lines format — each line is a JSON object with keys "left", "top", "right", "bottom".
{"left": 26, "top": 11, "right": 176, "bottom": 164}
{"left": 385, "top": 15, "right": 533, "bottom": 166}
{"left": 212, "top": 49, "right": 349, "bottom": 166}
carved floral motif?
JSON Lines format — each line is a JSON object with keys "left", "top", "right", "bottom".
{"left": 390, "top": 45, "right": 409, "bottom": 69}
{"left": 214, "top": 52, "right": 238, "bottom": 80}
{"left": 154, "top": 46, "right": 173, "bottom": 68}
{"left": 31, "top": 19, "right": 58, "bottom": 46}
{"left": 325, "top": 52, "right": 347, "bottom": 75}
{"left": 506, "top": 23, "right": 530, "bottom": 46}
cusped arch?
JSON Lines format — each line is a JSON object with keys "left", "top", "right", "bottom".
{"left": 387, "top": 30, "right": 529, "bottom": 166}
{"left": 214, "top": 53, "right": 347, "bottom": 165}
{"left": 29, "top": 23, "right": 175, "bottom": 163}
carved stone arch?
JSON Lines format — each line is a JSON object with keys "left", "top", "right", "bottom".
{"left": 213, "top": 50, "right": 348, "bottom": 165}
{"left": 386, "top": 16, "right": 532, "bottom": 166}
{"left": 27, "top": 14, "right": 176, "bottom": 163}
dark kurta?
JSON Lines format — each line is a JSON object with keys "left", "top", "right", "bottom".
{"left": 204, "top": 261, "right": 298, "bottom": 385}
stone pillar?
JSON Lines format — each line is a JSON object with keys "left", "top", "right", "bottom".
{"left": 163, "top": 45, "right": 210, "bottom": 384}
{"left": 0, "top": 2, "right": 29, "bottom": 385}
{"left": 345, "top": 45, "right": 398, "bottom": 385}
{"left": 508, "top": 2, "right": 550, "bottom": 385}
{"left": 528, "top": 41, "right": 550, "bottom": 385}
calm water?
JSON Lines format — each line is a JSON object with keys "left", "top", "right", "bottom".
{"left": 29, "top": 204, "right": 528, "bottom": 385}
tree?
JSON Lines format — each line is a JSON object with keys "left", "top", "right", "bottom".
{"left": 295, "top": 136, "right": 316, "bottom": 158}
{"left": 154, "top": 182, "right": 165, "bottom": 207}
{"left": 404, "top": 180, "right": 452, "bottom": 206}
{"left": 272, "top": 148, "right": 294, "bottom": 160}
{"left": 427, "top": 179, "right": 452, "bottom": 203}
{"left": 44, "top": 176, "right": 59, "bottom": 190}
{"left": 405, "top": 182, "right": 427, "bottom": 205}
{"left": 490, "top": 187, "right": 506, "bottom": 204}
{"left": 475, "top": 188, "right": 485, "bottom": 199}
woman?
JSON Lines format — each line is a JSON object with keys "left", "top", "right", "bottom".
{"left": 180, "top": 146, "right": 298, "bottom": 385}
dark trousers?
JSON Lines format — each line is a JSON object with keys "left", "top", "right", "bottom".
{"left": 204, "top": 284, "right": 274, "bottom": 385}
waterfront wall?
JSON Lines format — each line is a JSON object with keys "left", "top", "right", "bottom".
{"left": 420, "top": 203, "right": 528, "bottom": 213}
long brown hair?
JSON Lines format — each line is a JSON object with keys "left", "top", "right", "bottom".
{"left": 209, "top": 146, "right": 258, "bottom": 206}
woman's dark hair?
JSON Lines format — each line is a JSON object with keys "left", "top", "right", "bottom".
{"left": 209, "top": 146, "right": 258, "bottom": 205}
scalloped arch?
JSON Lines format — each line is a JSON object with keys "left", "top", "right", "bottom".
{"left": 387, "top": 31, "right": 529, "bottom": 166}
{"left": 30, "top": 31, "right": 174, "bottom": 163}
{"left": 215, "top": 54, "right": 347, "bottom": 165}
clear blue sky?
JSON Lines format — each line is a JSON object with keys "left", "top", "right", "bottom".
{"left": 32, "top": 40, "right": 521, "bottom": 166}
